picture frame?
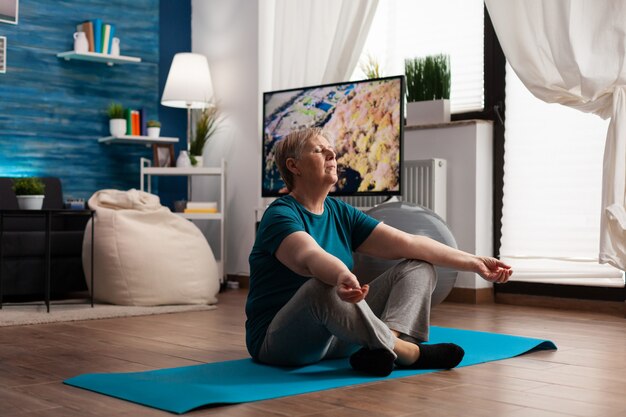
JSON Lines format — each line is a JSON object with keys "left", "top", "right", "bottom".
{"left": 152, "top": 144, "right": 175, "bottom": 167}
{"left": 0, "top": 36, "right": 5, "bottom": 74}
{"left": 0, "top": 0, "right": 18, "bottom": 25}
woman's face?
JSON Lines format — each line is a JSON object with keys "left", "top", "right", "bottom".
{"left": 292, "top": 135, "right": 337, "bottom": 189}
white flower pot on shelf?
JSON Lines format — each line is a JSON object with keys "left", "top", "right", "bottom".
{"left": 17, "top": 195, "right": 44, "bottom": 210}
{"left": 147, "top": 127, "right": 161, "bottom": 138}
{"left": 406, "top": 99, "right": 450, "bottom": 126}
{"left": 192, "top": 156, "right": 203, "bottom": 167}
{"left": 109, "top": 118, "right": 127, "bottom": 137}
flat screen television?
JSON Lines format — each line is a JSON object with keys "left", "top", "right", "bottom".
{"left": 262, "top": 75, "right": 404, "bottom": 197}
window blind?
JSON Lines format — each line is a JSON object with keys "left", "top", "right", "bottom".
{"left": 352, "top": 0, "right": 484, "bottom": 113}
{"left": 501, "top": 64, "right": 624, "bottom": 287}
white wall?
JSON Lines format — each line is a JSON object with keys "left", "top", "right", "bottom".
{"left": 190, "top": 3, "right": 495, "bottom": 285}
{"left": 191, "top": 0, "right": 260, "bottom": 276}
{"left": 404, "top": 120, "right": 494, "bottom": 289}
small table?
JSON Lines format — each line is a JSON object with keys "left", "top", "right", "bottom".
{"left": 0, "top": 209, "right": 95, "bottom": 312}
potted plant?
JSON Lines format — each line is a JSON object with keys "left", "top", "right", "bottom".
{"left": 190, "top": 106, "right": 221, "bottom": 167}
{"left": 146, "top": 120, "right": 161, "bottom": 138}
{"left": 107, "top": 102, "right": 126, "bottom": 137}
{"left": 359, "top": 54, "right": 383, "bottom": 79}
{"left": 12, "top": 177, "right": 46, "bottom": 210}
{"left": 404, "top": 54, "right": 451, "bottom": 125}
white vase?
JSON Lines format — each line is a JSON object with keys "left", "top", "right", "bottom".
{"left": 109, "top": 119, "right": 126, "bottom": 137}
{"left": 17, "top": 195, "right": 44, "bottom": 210}
{"left": 111, "top": 37, "right": 120, "bottom": 56}
{"left": 73, "top": 31, "right": 88, "bottom": 54}
{"left": 406, "top": 99, "right": 450, "bottom": 126}
{"left": 176, "top": 151, "right": 191, "bottom": 167}
{"left": 147, "top": 127, "right": 161, "bottom": 138}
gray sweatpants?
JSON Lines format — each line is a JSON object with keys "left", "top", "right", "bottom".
{"left": 257, "top": 259, "right": 437, "bottom": 366}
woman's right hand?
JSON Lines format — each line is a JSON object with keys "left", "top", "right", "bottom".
{"left": 336, "top": 273, "right": 369, "bottom": 303}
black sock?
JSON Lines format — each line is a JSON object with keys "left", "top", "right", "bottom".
{"left": 407, "top": 343, "right": 465, "bottom": 370}
{"left": 349, "top": 348, "right": 395, "bottom": 377}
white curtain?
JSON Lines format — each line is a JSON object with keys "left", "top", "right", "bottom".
{"left": 485, "top": 0, "right": 626, "bottom": 272}
{"left": 502, "top": 65, "right": 623, "bottom": 286}
{"left": 263, "top": 0, "right": 379, "bottom": 90}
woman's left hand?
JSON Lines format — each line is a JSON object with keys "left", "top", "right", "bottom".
{"left": 474, "top": 256, "right": 513, "bottom": 283}
{"left": 336, "top": 273, "right": 369, "bottom": 303}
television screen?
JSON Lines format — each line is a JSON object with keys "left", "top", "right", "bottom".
{"left": 262, "top": 75, "right": 404, "bottom": 197}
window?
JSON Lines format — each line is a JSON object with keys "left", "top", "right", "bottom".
{"left": 352, "top": 0, "right": 484, "bottom": 113}
{"left": 500, "top": 64, "right": 624, "bottom": 287}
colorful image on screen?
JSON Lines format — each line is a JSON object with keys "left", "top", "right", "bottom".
{"left": 262, "top": 76, "right": 404, "bottom": 197}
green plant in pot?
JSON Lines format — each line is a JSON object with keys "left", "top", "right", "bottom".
{"left": 404, "top": 53, "right": 451, "bottom": 125}
{"left": 12, "top": 177, "right": 46, "bottom": 210}
{"left": 107, "top": 102, "right": 126, "bottom": 137}
{"left": 146, "top": 119, "right": 161, "bottom": 138}
{"left": 190, "top": 106, "right": 221, "bottom": 167}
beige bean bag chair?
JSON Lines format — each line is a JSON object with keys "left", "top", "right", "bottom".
{"left": 82, "top": 189, "right": 219, "bottom": 306}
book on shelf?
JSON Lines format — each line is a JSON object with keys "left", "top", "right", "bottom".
{"left": 125, "top": 108, "right": 132, "bottom": 135}
{"left": 131, "top": 110, "right": 140, "bottom": 136}
{"left": 102, "top": 24, "right": 111, "bottom": 55}
{"left": 120, "top": 107, "right": 148, "bottom": 137}
{"left": 184, "top": 208, "right": 219, "bottom": 214}
{"left": 186, "top": 202, "right": 218, "bottom": 209}
{"left": 92, "top": 18, "right": 103, "bottom": 53}
{"left": 75, "top": 19, "right": 119, "bottom": 55}
{"left": 139, "top": 108, "right": 147, "bottom": 136}
{"left": 107, "top": 24, "right": 116, "bottom": 54}
{"left": 76, "top": 21, "right": 94, "bottom": 52}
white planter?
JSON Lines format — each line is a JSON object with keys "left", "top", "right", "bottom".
{"left": 17, "top": 195, "right": 44, "bottom": 210}
{"left": 147, "top": 127, "right": 161, "bottom": 138}
{"left": 192, "top": 156, "right": 203, "bottom": 167}
{"left": 109, "top": 118, "right": 127, "bottom": 137}
{"left": 406, "top": 99, "right": 450, "bottom": 126}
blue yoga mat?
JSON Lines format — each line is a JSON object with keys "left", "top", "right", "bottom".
{"left": 64, "top": 326, "right": 556, "bottom": 414}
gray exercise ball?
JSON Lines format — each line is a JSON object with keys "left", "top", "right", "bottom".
{"left": 353, "top": 201, "right": 458, "bottom": 306}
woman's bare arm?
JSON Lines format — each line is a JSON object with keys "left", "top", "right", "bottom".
{"left": 356, "top": 223, "right": 512, "bottom": 283}
{"left": 275, "top": 231, "right": 369, "bottom": 302}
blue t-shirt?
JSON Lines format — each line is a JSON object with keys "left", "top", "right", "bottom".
{"left": 245, "top": 195, "right": 380, "bottom": 359}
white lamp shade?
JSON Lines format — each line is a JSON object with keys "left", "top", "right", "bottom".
{"left": 161, "top": 53, "right": 214, "bottom": 109}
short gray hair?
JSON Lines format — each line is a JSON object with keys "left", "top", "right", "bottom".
{"left": 274, "top": 127, "right": 324, "bottom": 191}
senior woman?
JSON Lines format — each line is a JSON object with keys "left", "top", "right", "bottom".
{"left": 246, "top": 127, "right": 512, "bottom": 376}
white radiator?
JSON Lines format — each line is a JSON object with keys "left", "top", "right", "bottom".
{"left": 339, "top": 158, "right": 447, "bottom": 220}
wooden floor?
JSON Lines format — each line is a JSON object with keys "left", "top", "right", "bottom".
{"left": 1, "top": 289, "right": 625, "bottom": 417}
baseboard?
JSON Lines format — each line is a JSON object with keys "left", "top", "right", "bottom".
{"left": 444, "top": 287, "right": 494, "bottom": 304}
{"left": 495, "top": 281, "right": 625, "bottom": 301}
{"left": 495, "top": 292, "right": 625, "bottom": 317}
{"left": 227, "top": 274, "right": 250, "bottom": 289}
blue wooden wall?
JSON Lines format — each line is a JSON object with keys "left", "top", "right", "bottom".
{"left": 0, "top": 0, "right": 160, "bottom": 200}
{"left": 158, "top": 0, "right": 190, "bottom": 207}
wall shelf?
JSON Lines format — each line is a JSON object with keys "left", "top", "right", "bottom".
{"left": 99, "top": 135, "right": 179, "bottom": 147}
{"left": 176, "top": 212, "right": 223, "bottom": 221}
{"left": 141, "top": 166, "right": 221, "bottom": 175}
{"left": 57, "top": 51, "right": 141, "bottom": 66}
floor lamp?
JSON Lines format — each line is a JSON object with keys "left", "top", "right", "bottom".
{"left": 161, "top": 52, "right": 214, "bottom": 199}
